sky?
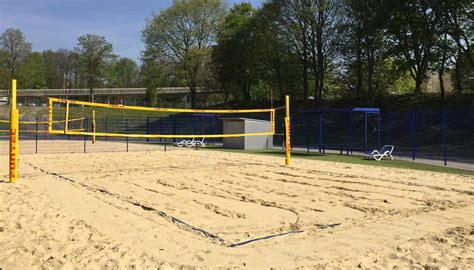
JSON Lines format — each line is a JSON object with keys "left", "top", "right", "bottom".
{"left": 0, "top": 0, "right": 262, "bottom": 61}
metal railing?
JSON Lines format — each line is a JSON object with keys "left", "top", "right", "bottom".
{"left": 0, "top": 87, "right": 221, "bottom": 97}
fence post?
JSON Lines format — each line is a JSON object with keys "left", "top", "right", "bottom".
{"left": 377, "top": 112, "right": 381, "bottom": 150}
{"left": 35, "top": 116, "right": 38, "bottom": 154}
{"left": 387, "top": 112, "right": 391, "bottom": 145}
{"left": 318, "top": 113, "right": 323, "bottom": 152}
{"left": 364, "top": 112, "right": 368, "bottom": 154}
{"left": 306, "top": 113, "right": 310, "bottom": 154}
{"left": 411, "top": 111, "right": 416, "bottom": 161}
{"left": 443, "top": 108, "right": 448, "bottom": 166}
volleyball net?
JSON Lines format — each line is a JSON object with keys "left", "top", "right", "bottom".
{"left": 48, "top": 98, "right": 282, "bottom": 139}
{"left": 0, "top": 118, "right": 85, "bottom": 134}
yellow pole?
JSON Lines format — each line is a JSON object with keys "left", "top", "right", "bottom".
{"left": 285, "top": 95, "right": 291, "bottom": 166}
{"left": 48, "top": 98, "right": 53, "bottom": 133}
{"left": 9, "top": 80, "right": 19, "bottom": 183}
{"left": 64, "top": 100, "right": 69, "bottom": 134}
{"left": 92, "top": 110, "right": 96, "bottom": 144}
{"left": 271, "top": 109, "right": 275, "bottom": 134}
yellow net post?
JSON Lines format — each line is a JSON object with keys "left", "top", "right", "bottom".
{"left": 48, "top": 98, "right": 53, "bottom": 133}
{"left": 92, "top": 110, "right": 96, "bottom": 144}
{"left": 285, "top": 95, "right": 291, "bottom": 166}
{"left": 64, "top": 100, "right": 69, "bottom": 134}
{"left": 9, "top": 79, "right": 19, "bottom": 183}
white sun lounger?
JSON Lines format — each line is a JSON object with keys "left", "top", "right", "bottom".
{"left": 365, "top": 145, "right": 394, "bottom": 161}
{"left": 175, "top": 138, "right": 206, "bottom": 148}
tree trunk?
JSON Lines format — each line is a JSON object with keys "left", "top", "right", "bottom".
{"left": 90, "top": 87, "right": 94, "bottom": 102}
{"left": 438, "top": 35, "right": 448, "bottom": 101}
{"left": 414, "top": 73, "right": 423, "bottom": 96}
{"left": 316, "top": 8, "right": 325, "bottom": 105}
{"left": 366, "top": 36, "right": 376, "bottom": 103}
{"left": 190, "top": 86, "right": 197, "bottom": 108}
{"left": 355, "top": 47, "right": 362, "bottom": 100}
{"left": 302, "top": 64, "right": 308, "bottom": 101}
{"left": 438, "top": 68, "right": 445, "bottom": 101}
{"left": 275, "top": 59, "right": 284, "bottom": 101}
{"left": 242, "top": 82, "right": 251, "bottom": 101}
{"left": 302, "top": 26, "right": 309, "bottom": 100}
{"left": 224, "top": 88, "right": 229, "bottom": 103}
{"left": 454, "top": 49, "right": 463, "bottom": 94}
{"left": 367, "top": 59, "right": 374, "bottom": 102}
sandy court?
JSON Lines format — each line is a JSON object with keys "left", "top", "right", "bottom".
{"left": 0, "top": 143, "right": 473, "bottom": 268}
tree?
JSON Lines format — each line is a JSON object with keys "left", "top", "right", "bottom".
{"left": 17, "top": 52, "right": 47, "bottom": 89}
{"left": 307, "top": 0, "right": 342, "bottom": 104}
{"left": 439, "top": 0, "right": 473, "bottom": 94}
{"left": 146, "top": 80, "right": 158, "bottom": 107}
{"left": 142, "top": 0, "right": 225, "bottom": 108}
{"left": 275, "top": 0, "right": 312, "bottom": 100}
{"left": 0, "top": 50, "right": 10, "bottom": 89}
{"left": 107, "top": 57, "right": 139, "bottom": 87}
{"left": 389, "top": 0, "right": 438, "bottom": 95}
{"left": 55, "top": 49, "right": 76, "bottom": 89}
{"left": 0, "top": 28, "right": 32, "bottom": 102}
{"left": 339, "top": 0, "right": 392, "bottom": 101}
{"left": 252, "top": 2, "right": 303, "bottom": 102}
{"left": 74, "top": 34, "right": 114, "bottom": 102}
{"left": 442, "top": 0, "right": 472, "bottom": 66}
{"left": 42, "top": 49, "right": 76, "bottom": 89}
{"left": 213, "top": 3, "right": 258, "bottom": 101}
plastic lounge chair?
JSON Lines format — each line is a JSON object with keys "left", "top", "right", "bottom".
{"left": 185, "top": 138, "right": 206, "bottom": 148}
{"left": 365, "top": 145, "right": 394, "bottom": 161}
{"left": 175, "top": 139, "right": 191, "bottom": 147}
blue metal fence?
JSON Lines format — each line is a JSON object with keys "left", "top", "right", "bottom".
{"left": 1, "top": 107, "right": 472, "bottom": 166}
{"left": 290, "top": 107, "right": 474, "bottom": 166}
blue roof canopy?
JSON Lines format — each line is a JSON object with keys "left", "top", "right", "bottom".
{"left": 352, "top": 107, "right": 380, "bottom": 113}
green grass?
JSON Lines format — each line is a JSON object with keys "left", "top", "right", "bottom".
{"left": 205, "top": 147, "right": 474, "bottom": 176}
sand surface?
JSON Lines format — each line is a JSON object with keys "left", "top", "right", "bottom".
{"left": 0, "top": 143, "right": 473, "bottom": 269}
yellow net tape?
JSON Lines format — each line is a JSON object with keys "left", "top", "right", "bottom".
{"left": 49, "top": 98, "right": 274, "bottom": 113}
{"left": 0, "top": 117, "right": 85, "bottom": 125}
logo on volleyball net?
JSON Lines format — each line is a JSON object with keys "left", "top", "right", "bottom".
{"left": 48, "top": 98, "right": 284, "bottom": 139}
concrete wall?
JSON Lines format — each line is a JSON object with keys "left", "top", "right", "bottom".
{"left": 223, "top": 118, "right": 273, "bottom": 150}
{"left": 223, "top": 120, "right": 245, "bottom": 149}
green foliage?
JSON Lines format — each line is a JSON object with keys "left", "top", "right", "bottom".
{"left": 0, "top": 50, "right": 9, "bottom": 89}
{"left": 2, "top": 0, "right": 472, "bottom": 106}
{"left": 17, "top": 52, "right": 47, "bottom": 89}
{"left": 107, "top": 57, "right": 139, "bottom": 87}
{"left": 213, "top": 3, "right": 258, "bottom": 101}
{"left": 0, "top": 28, "right": 32, "bottom": 78}
{"left": 74, "top": 34, "right": 115, "bottom": 101}
{"left": 146, "top": 80, "right": 158, "bottom": 107}
{"left": 388, "top": 0, "right": 439, "bottom": 95}
{"left": 142, "top": 0, "right": 225, "bottom": 107}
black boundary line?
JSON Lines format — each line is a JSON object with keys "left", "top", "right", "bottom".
{"left": 24, "top": 161, "right": 305, "bottom": 247}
